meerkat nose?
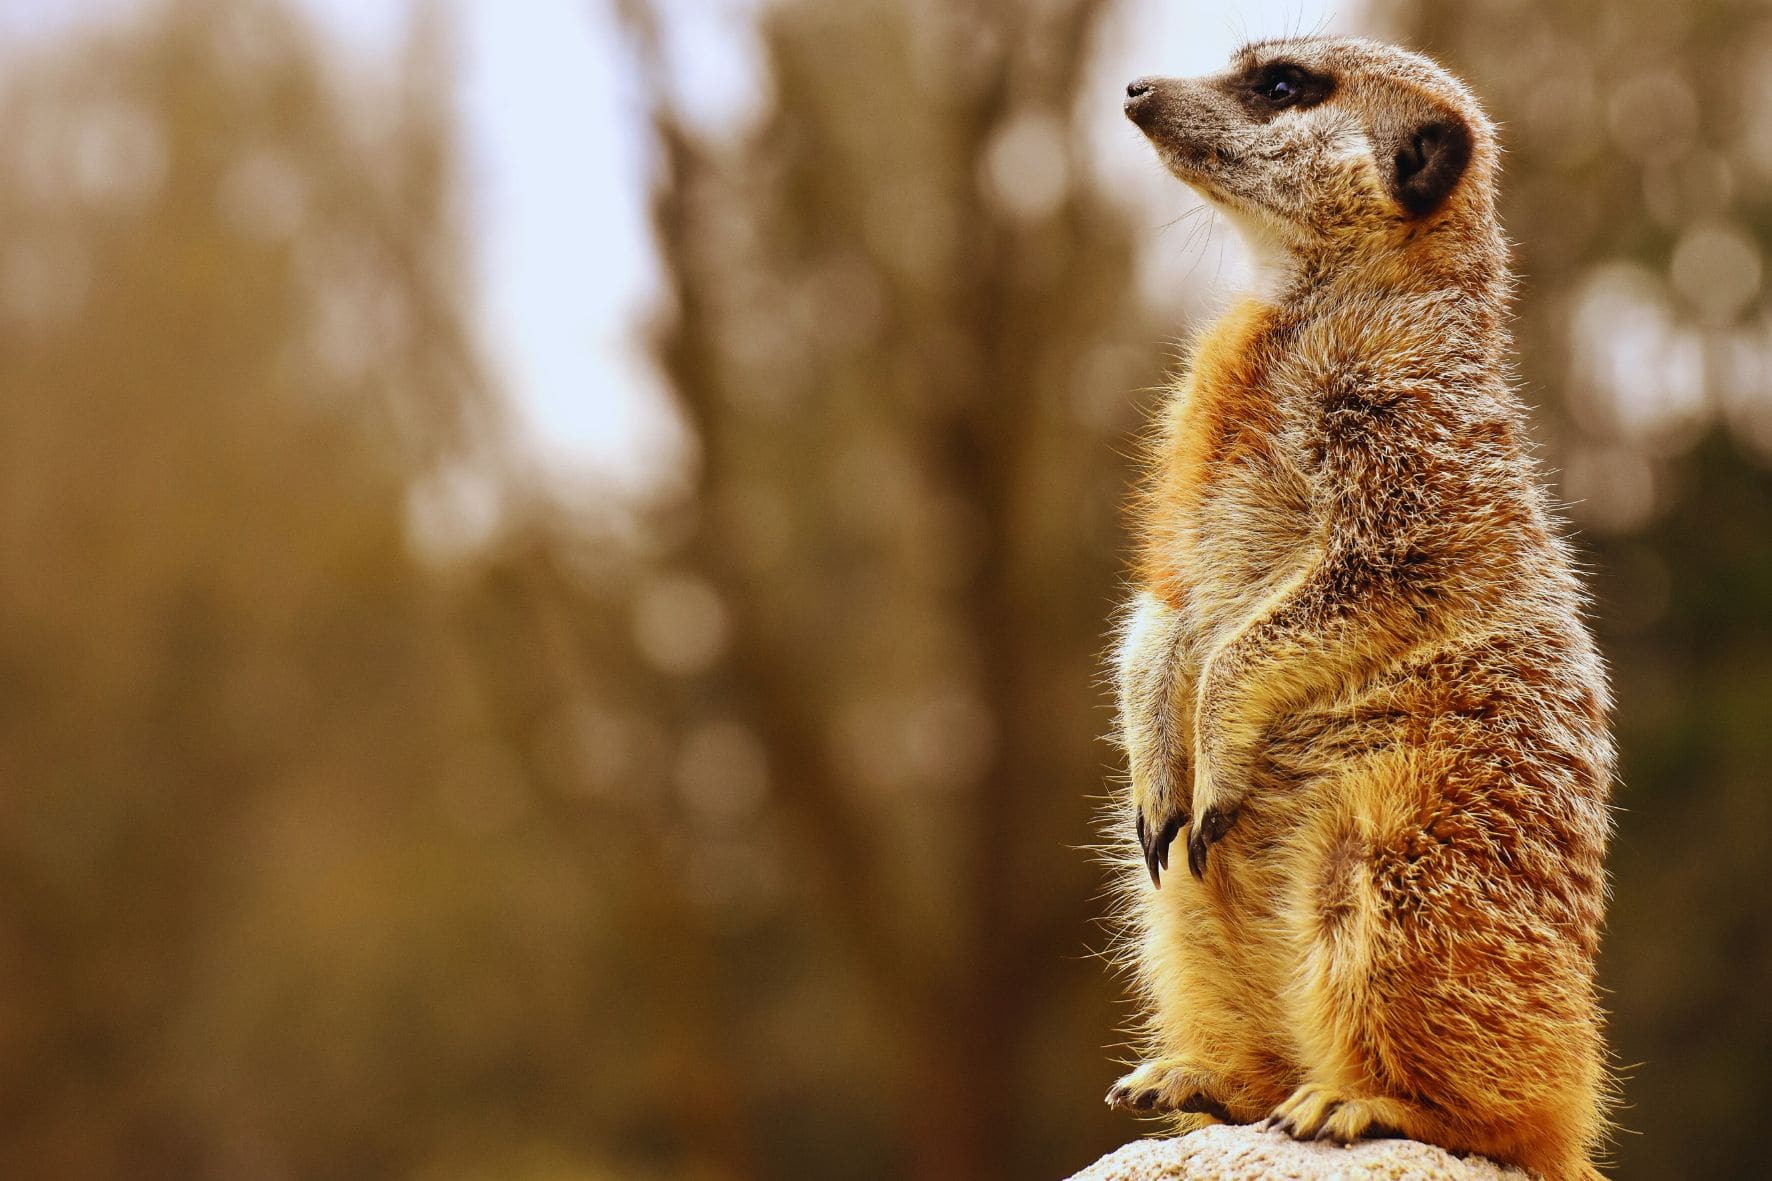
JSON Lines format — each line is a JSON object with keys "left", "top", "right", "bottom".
{"left": 1124, "top": 78, "right": 1160, "bottom": 124}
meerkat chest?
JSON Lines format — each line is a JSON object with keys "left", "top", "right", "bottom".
{"left": 1140, "top": 300, "right": 1314, "bottom": 634}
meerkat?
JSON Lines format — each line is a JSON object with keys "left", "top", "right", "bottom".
{"left": 1103, "top": 36, "right": 1615, "bottom": 1181}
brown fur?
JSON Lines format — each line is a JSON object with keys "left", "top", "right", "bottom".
{"left": 1106, "top": 37, "right": 1614, "bottom": 1181}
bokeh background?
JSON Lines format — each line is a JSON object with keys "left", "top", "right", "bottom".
{"left": 1, "top": 0, "right": 1767, "bottom": 1177}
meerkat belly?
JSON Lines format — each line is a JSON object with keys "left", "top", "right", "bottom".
{"left": 1139, "top": 298, "right": 1313, "bottom": 641}
{"left": 1188, "top": 460, "right": 1314, "bottom": 641}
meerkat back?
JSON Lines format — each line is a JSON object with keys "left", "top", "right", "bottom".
{"left": 1104, "top": 36, "right": 1613, "bottom": 1181}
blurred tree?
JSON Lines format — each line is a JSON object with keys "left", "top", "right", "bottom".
{"left": 1377, "top": 3, "right": 1772, "bottom": 1178}
{"left": 619, "top": 0, "right": 1164, "bottom": 1176}
{"left": 0, "top": 0, "right": 1165, "bottom": 1175}
{"left": 0, "top": 1, "right": 653, "bottom": 1177}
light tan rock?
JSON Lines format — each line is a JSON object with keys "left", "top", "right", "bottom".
{"left": 1069, "top": 1126, "right": 1535, "bottom": 1181}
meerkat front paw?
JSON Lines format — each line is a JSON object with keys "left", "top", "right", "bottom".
{"left": 1136, "top": 801, "right": 1188, "bottom": 888}
{"left": 1182, "top": 754, "right": 1241, "bottom": 880}
{"left": 1106, "top": 1058, "right": 1231, "bottom": 1119}
{"left": 1186, "top": 802, "right": 1239, "bottom": 879}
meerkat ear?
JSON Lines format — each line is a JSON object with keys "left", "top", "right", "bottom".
{"left": 1389, "top": 116, "right": 1473, "bottom": 217}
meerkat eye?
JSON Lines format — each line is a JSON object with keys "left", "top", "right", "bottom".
{"left": 1246, "top": 64, "right": 1329, "bottom": 113}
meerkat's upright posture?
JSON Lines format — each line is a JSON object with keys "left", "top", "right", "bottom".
{"left": 1105, "top": 37, "right": 1614, "bottom": 1181}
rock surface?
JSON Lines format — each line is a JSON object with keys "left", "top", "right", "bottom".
{"left": 1068, "top": 1126, "right": 1534, "bottom": 1181}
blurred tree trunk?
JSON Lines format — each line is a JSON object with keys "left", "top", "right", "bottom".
{"left": 626, "top": 0, "right": 1157, "bottom": 1174}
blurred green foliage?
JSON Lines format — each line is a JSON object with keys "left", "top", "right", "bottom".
{"left": 1, "top": 0, "right": 1768, "bottom": 1178}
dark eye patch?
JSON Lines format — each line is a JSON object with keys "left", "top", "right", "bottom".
{"left": 1231, "top": 62, "right": 1335, "bottom": 119}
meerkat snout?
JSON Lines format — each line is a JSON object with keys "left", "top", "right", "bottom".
{"left": 1123, "top": 77, "right": 1158, "bottom": 119}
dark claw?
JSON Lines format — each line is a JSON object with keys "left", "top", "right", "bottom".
{"left": 1186, "top": 805, "right": 1239, "bottom": 880}
{"left": 1179, "top": 1093, "right": 1235, "bottom": 1122}
{"left": 1157, "top": 814, "right": 1182, "bottom": 869}
{"left": 1132, "top": 1088, "right": 1157, "bottom": 1111}
{"left": 1140, "top": 809, "right": 1187, "bottom": 887}
{"left": 1186, "top": 827, "right": 1208, "bottom": 880}
{"left": 1313, "top": 1105, "right": 1347, "bottom": 1143}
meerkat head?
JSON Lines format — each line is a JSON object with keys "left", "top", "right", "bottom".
{"left": 1124, "top": 36, "right": 1497, "bottom": 282}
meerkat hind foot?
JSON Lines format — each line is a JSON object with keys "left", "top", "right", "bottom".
{"left": 1106, "top": 1058, "right": 1232, "bottom": 1119}
{"left": 1263, "top": 1085, "right": 1407, "bottom": 1145}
